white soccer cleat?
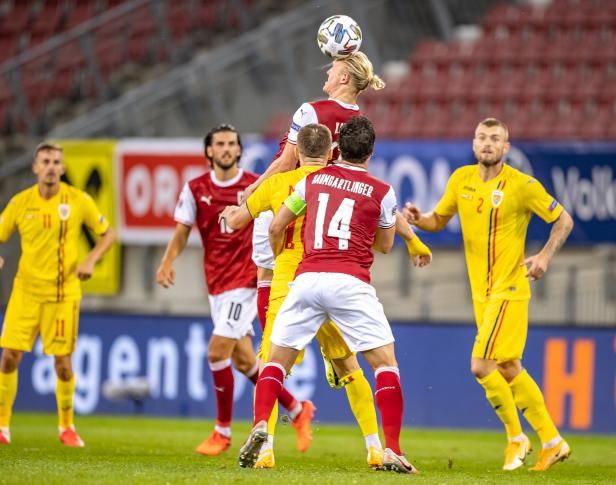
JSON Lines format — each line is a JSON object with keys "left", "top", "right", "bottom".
{"left": 382, "top": 448, "right": 419, "bottom": 474}
{"left": 503, "top": 434, "right": 532, "bottom": 471}
{"left": 238, "top": 420, "right": 268, "bottom": 468}
{"left": 0, "top": 428, "right": 10, "bottom": 445}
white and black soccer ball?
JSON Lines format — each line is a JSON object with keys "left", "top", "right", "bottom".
{"left": 317, "top": 15, "right": 362, "bottom": 59}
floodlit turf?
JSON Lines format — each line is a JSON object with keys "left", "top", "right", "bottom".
{"left": 1, "top": 413, "right": 615, "bottom": 484}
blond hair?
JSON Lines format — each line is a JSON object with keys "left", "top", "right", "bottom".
{"left": 34, "top": 141, "right": 63, "bottom": 160}
{"left": 341, "top": 51, "right": 386, "bottom": 93}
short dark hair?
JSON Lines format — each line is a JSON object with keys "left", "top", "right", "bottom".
{"left": 34, "top": 141, "right": 63, "bottom": 160}
{"left": 203, "top": 124, "right": 242, "bottom": 153}
{"left": 477, "top": 117, "right": 509, "bottom": 141}
{"left": 297, "top": 124, "right": 332, "bottom": 159}
{"left": 338, "top": 116, "right": 375, "bottom": 164}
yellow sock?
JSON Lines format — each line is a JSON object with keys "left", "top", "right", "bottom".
{"left": 56, "top": 374, "right": 75, "bottom": 429}
{"left": 267, "top": 400, "right": 278, "bottom": 435}
{"left": 343, "top": 369, "right": 379, "bottom": 437}
{"left": 477, "top": 370, "right": 522, "bottom": 439}
{"left": 0, "top": 370, "right": 18, "bottom": 428}
{"left": 509, "top": 369, "right": 559, "bottom": 444}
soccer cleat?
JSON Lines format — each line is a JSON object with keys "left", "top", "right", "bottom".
{"left": 503, "top": 435, "right": 532, "bottom": 470}
{"left": 530, "top": 439, "right": 571, "bottom": 471}
{"left": 367, "top": 446, "right": 384, "bottom": 469}
{"left": 382, "top": 448, "right": 419, "bottom": 474}
{"left": 59, "top": 427, "right": 85, "bottom": 447}
{"left": 255, "top": 447, "right": 275, "bottom": 469}
{"left": 238, "top": 421, "right": 268, "bottom": 468}
{"left": 291, "top": 400, "right": 315, "bottom": 452}
{"left": 195, "top": 430, "right": 231, "bottom": 456}
{"left": 0, "top": 428, "right": 10, "bottom": 445}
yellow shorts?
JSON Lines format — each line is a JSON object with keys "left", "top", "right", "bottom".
{"left": 472, "top": 299, "right": 528, "bottom": 363}
{"left": 259, "top": 295, "right": 353, "bottom": 363}
{"left": 1, "top": 286, "right": 80, "bottom": 355}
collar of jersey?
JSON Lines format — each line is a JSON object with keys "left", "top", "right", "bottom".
{"left": 329, "top": 98, "right": 360, "bottom": 111}
{"left": 332, "top": 162, "right": 367, "bottom": 172}
{"left": 210, "top": 168, "right": 243, "bottom": 187}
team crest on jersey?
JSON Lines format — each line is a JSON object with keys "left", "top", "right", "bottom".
{"left": 58, "top": 203, "right": 71, "bottom": 221}
{"left": 237, "top": 191, "right": 244, "bottom": 205}
{"left": 491, "top": 190, "right": 504, "bottom": 208}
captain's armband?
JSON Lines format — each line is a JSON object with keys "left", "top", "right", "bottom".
{"left": 284, "top": 192, "right": 307, "bottom": 216}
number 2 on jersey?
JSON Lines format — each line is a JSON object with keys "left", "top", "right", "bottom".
{"left": 314, "top": 193, "right": 355, "bottom": 250}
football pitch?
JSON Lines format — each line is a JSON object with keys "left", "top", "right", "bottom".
{"left": 1, "top": 413, "right": 615, "bottom": 484}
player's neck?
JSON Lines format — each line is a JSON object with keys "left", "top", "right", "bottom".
{"left": 478, "top": 161, "right": 504, "bottom": 182}
{"left": 300, "top": 157, "right": 326, "bottom": 167}
{"left": 329, "top": 87, "right": 357, "bottom": 105}
{"left": 37, "top": 182, "right": 60, "bottom": 200}
{"left": 338, "top": 160, "right": 368, "bottom": 170}
{"left": 212, "top": 165, "right": 239, "bottom": 182}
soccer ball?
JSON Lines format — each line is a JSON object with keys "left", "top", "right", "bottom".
{"left": 317, "top": 15, "right": 362, "bottom": 59}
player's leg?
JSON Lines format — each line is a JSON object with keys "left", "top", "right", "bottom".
{"left": 496, "top": 301, "right": 570, "bottom": 471}
{"left": 41, "top": 299, "right": 84, "bottom": 447}
{"left": 252, "top": 211, "right": 275, "bottom": 333}
{"left": 0, "top": 287, "right": 39, "bottom": 444}
{"left": 471, "top": 299, "right": 528, "bottom": 470}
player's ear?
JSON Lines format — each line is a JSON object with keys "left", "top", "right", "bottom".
{"left": 205, "top": 146, "right": 213, "bottom": 159}
{"left": 502, "top": 141, "right": 510, "bottom": 156}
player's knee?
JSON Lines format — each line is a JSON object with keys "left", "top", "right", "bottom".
{"left": 470, "top": 359, "right": 488, "bottom": 379}
{"left": 0, "top": 349, "right": 22, "bottom": 372}
{"left": 54, "top": 357, "right": 73, "bottom": 381}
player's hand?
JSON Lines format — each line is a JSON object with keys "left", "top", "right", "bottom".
{"left": 403, "top": 202, "right": 422, "bottom": 225}
{"left": 156, "top": 260, "right": 175, "bottom": 288}
{"left": 520, "top": 253, "right": 549, "bottom": 281}
{"left": 76, "top": 258, "right": 95, "bottom": 280}
{"left": 0, "top": 256, "right": 4, "bottom": 270}
{"left": 412, "top": 253, "right": 432, "bottom": 268}
{"left": 218, "top": 205, "right": 237, "bottom": 224}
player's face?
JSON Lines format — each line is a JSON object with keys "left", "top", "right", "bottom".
{"left": 207, "top": 132, "right": 241, "bottom": 170}
{"left": 32, "top": 149, "right": 65, "bottom": 187}
{"left": 323, "top": 60, "right": 346, "bottom": 95}
{"left": 473, "top": 125, "right": 510, "bottom": 167}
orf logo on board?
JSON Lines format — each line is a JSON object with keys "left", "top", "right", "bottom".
{"left": 58, "top": 204, "right": 71, "bottom": 221}
{"left": 491, "top": 190, "right": 504, "bottom": 208}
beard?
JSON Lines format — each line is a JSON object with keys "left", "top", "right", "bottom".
{"left": 212, "top": 154, "right": 240, "bottom": 170}
{"left": 475, "top": 151, "right": 503, "bottom": 167}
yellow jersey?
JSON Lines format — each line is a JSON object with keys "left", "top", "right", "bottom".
{"left": 246, "top": 165, "right": 321, "bottom": 300}
{"left": 0, "top": 182, "right": 110, "bottom": 302}
{"left": 435, "top": 163, "right": 563, "bottom": 302}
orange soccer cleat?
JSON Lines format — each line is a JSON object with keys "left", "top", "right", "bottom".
{"left": 59, "top": 427, "right": 85, "bottom": 447}
{"left": 291, "top": 400, "right": 315, "bottom": 453}
{"left": 195, "top": 430, "right": 231, "bottom": 456}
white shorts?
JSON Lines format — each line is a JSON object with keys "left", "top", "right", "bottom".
{"left": 252, "top": 211, "right": 275, "bottom": 270}
{"left": 270, "top": 272, "right": 395, "bottom": 353}
{"left": 208, "top": 287, "right": 257, "bottom": 339}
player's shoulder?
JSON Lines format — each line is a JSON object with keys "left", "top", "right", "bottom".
{"left": 10, "top": 184, "right": 37, "bottom": 205}
{"left": 503, "top": 163, "right": 536, "bottom": 185}
{"left": 60, "top": 182, "right": 93, "bottom": 203}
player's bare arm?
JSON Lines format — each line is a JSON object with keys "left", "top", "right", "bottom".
{"left": 373, "top": 226, "right": 395, "bottom": 254}
{"left": 268, "top": 205, "right": 298, "bottom": 257}
{"left": 403, "top": 202, "right": 452, "bottom": 232}
{"left": 218, "top": 203, "right": 253, "bottom": 230}
{"left": 75, "top": 226, "right": 117, "bottom": 281}
{"left": 521, "top": 209, "right": 574, "bottom": 281}
{"left": 394, "top": 211, "right": 432, "bottom": 267}
{"left": 156, "top": 223, "right": 191, "bottom": 288}
{"left": 243, "top": 143, "right": 298, "bottom": 202}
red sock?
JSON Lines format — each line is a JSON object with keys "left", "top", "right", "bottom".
{"left": 254, "top": 363, "right": 285, "bottom": 425}
{"left": 256, "top": 282, "right": 271, "bottom": 331}
{"left": 245, "top": 363, "right": 259, "bottom": 385}
{"left": 210, "top": 359, "right": 234, "bottom": 427}
{"left": 247, "top": 362, "right": 298, "bottom": 411}
{"left": 375, "top": 367, "right": 404, "bottom": 454}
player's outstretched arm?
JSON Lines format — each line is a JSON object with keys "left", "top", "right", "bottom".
{"left": 521, "top": 209, "right": 574, "bottom": 281}
{"left": 219, "top": 203, "right": 253, "bottom": 230}
{"left": 76, "top": 226, "right": 117, "bottom": 281}
{"left": 242, "top": 143, "right": 298, "bottom": 203}
{"left": 269, "top": 205, "right": 298, "bottom": 257}
{"left": 394, "top": 212, "right": 432, "bottom": 267}
{"left": 373, "top": 226, "right": 396, "bottom": 254}
{"left": 403, "top": 202, "right": 451, "bottom": 232}
{"left": 156, "top": 223, "right": 191, "bottom": 288}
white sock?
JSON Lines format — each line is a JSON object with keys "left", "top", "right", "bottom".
{"left": 543, "top": 435, "right": 562, "bottom": 449}
{"left": 267, "top": 434, "right": 274, "bottom": 446}
{"left": 365, "top": 433, "right": 382, "bottom": 450}
{"left": 509, "top": 433, "right": 526, "bottom": 443}
{"left": 215, "top": 425, "right": 231, "bottom": 437}
{"left": 289, "top": 402, "right": 302, "bottom": 420}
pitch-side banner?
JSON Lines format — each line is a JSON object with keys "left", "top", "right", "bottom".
{"left": 116, "top": 139, "right": 616, "bottom": 245}
{"left": 12, "top": 314, "right": 616, "bottom": 434}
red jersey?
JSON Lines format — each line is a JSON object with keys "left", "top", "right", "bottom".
{"left": 174, "top": 169, "right": 258, "bottom": 295}
{"left": 273, "top": 98, "right": 361, "bottom": 162}
{"left": 293, "top": 164, "right": 397, "bottom": 284}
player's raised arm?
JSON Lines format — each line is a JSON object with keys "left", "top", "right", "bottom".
{"left": 156, "top": 223, "right": 191, "bottom": 288}
{"left": 219, "top": 203, "right": 253, "bottom": 231}
{"left": 243, "top": 143, "right": 298, "bottom": 202}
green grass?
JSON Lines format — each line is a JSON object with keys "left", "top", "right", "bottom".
{"left": 1, "top": 413, "right": 615, "bottom": 484}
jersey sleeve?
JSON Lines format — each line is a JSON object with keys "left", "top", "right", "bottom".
{"left": 523, "top": 176, "right": 564, "bottom": 223}
{"left": 379, "top": 186, "right": 397, "bottom": 229}
{"left": 434, "top": 169, "right": 460, "bottom": 217}
{"left": 246, "top": 177, "right": 274, "bottom": 218}
{"left": 287, "top": 103, "right": 318, "bottom": 145}
{"left": 81, "top": 193, "right": 110, "bottom": 235}
{"left": 284, "top": 176, "right": 308, "bottom": 216}
{"left": 0, "top": 197, "right": 18, "bottom": 243}
{"left": 174, "top": 182, "right": 197, "bottom": 226}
